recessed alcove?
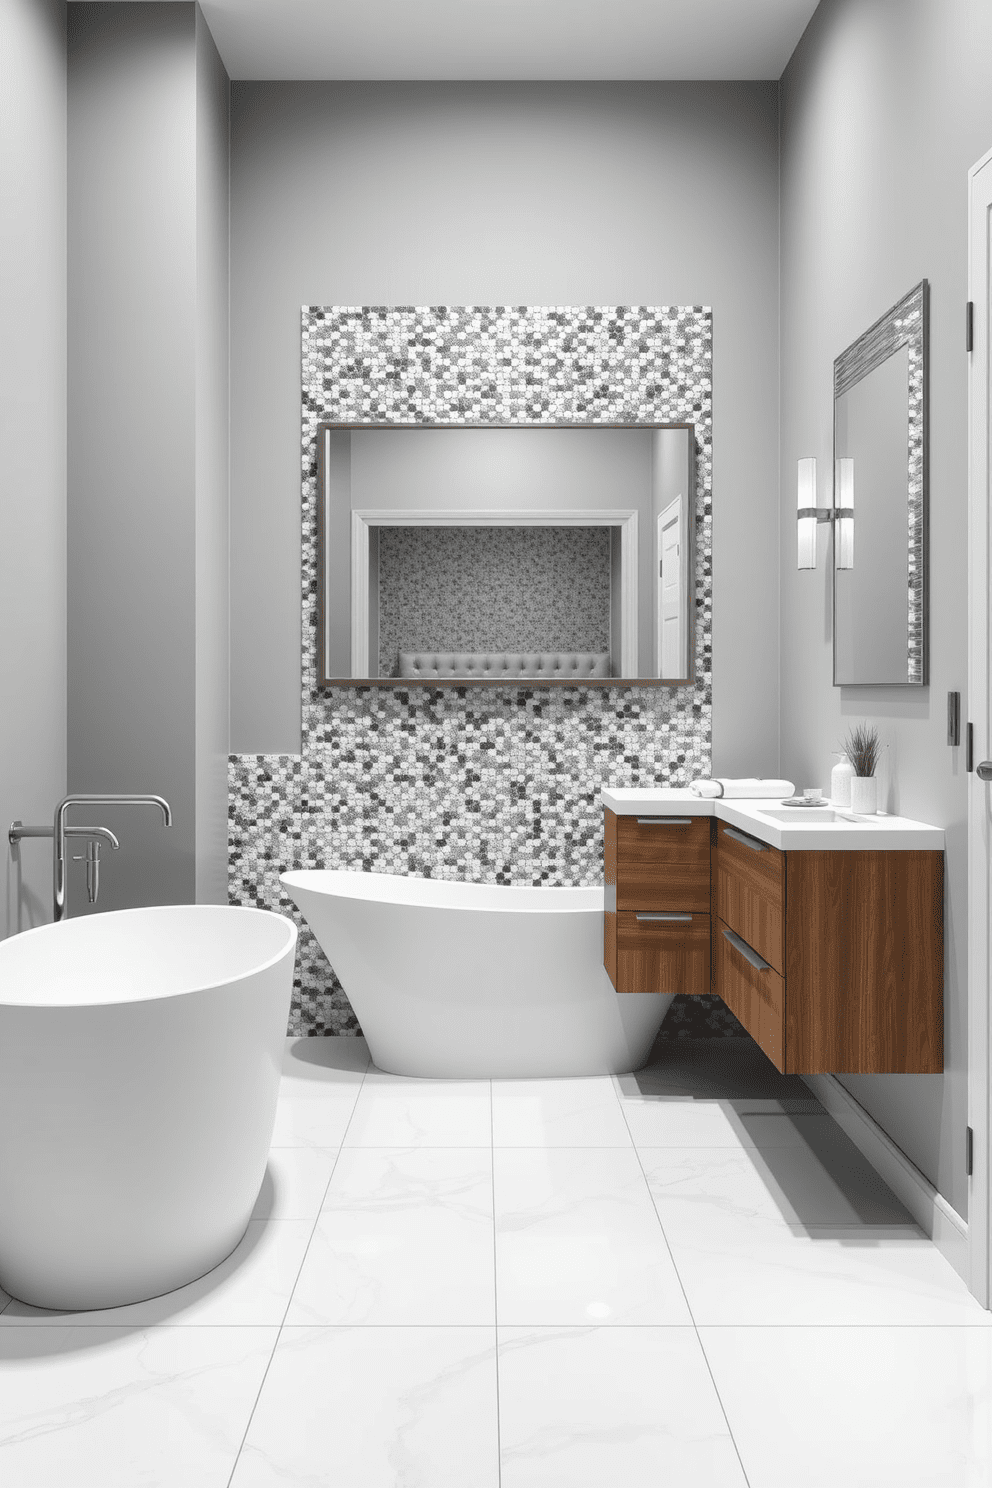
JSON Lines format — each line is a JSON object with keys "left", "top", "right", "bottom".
{"left": 373, "top": 523, "right": 614, "bottom": 678}
{"left": 319, "top": 421, "right": 697, "bottom": 684}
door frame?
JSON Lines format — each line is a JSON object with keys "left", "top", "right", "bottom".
{"left": 967, "top": 144, "right": 992, "bottom": 1307}
{"left": 656, "top": 494, "right": 687, "bottom": 681}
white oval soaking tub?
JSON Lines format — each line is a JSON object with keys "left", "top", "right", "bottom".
{"left": 0, "top": 904, "right": 296, "bottom": 1311}
{"left": 281, "top": 870, "right": 673, "bottom": 1079}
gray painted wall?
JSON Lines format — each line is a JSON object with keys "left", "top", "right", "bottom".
{"left": 780, "top": 0, "right": 992, "bottom": 1216}
{"left": 0, "top": 0, "right": 67, "bottom": 938}
{"left": 229, "top": 81, "right": 781, "bottom": 770}
{"left": 194, "top": 7, "right": 230, "bottom": 904}
{"left": 67, "top": 1, "right": 229, "bottom": 912}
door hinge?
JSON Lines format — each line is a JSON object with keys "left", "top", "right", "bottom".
{"left": 948, "top": 691, "right": 961, "bottom": 746}
{"left": 967, "top": 721, "right": 975, "bottom": 773}
{"left": 967, "top": 1126, "right": 974, "bottom": 1177}
{"left": 967, "top": 300, "right": 975, "bottom": 353}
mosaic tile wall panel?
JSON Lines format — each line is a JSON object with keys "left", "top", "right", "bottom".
{"left": 376, "top": 524, "right": 611, "bottom": 677}
{"left": 229, "top": 304, "right": 738, "bottom": 1037}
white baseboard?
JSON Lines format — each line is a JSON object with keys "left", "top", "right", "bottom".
{"left": 802, "top": 1073, "right": 970, "bottom": 1285}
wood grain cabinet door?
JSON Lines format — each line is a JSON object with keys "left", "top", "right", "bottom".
{"left": 713, "top": 915, "right": 786, "bottom": 1072}
{"left": 614, "top": 911, "right": 711, "bottom": 995}
{"left": 615, "top": 814, "right": 711, "bottom": 911}
{"left": 713, "top": 820, "right": 786, "bottom": 973}
{"left": 785, "top": 850, "right": 943, "bottom": 1073}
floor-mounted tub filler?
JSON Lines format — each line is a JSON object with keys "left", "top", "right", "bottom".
{"left": 0, "top": 904, "right": 296, "bottom": 1310}
{"left": 282, "top": 869, "right": 672, "bottom": 1079}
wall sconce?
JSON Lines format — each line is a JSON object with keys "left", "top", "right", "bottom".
{"left": 796, "top": 456, "right": 855, "bottom": 571}
{"left": 797, "top": 457, "right": 820, "bottom": 569}
{"left": 834, "top": 457, "right": 854, "bottom": 570}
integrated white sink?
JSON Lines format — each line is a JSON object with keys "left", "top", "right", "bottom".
{"left": 601, "top": 788, "right": 945, "bottom": 852}
{"left": 759, "top": 807, "right": 850, "bottom": 823}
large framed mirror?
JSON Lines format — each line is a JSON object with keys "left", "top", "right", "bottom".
{"left": 317, "top": 423, "right": 697, "bottom": 686}
{"left": 833, "top": 281, "right": 929, "bottom": 686}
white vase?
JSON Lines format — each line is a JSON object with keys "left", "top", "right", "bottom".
{"left": 850, "top": 775, "right": 877, "bottom": 814}
{"left": 830, "top": 753, "right": 855, "bottom": 808}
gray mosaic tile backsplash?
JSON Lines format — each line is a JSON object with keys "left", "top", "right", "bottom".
{"left": 376, "top": 524, "right": 611, "bottom": 677}
{"left": 229, "top": 304, "right": 737, "bottom": 1037}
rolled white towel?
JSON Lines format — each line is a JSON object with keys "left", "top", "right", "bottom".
{"left": 690, "top": 778, "right": 795, "bottom": 800}
{"left": 689, "top": 779, "right": 723, "bottom": 798}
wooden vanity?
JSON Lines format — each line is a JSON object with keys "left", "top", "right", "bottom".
{"left": 603, "top": 792, "right": 944, "bottom": 1074}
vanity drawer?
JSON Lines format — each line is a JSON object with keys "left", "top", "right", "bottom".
{"left": 614, "top": 911, "right": 711, "bottom": 995}
{"left": 713, "top": 916, "right": 786, "bottom": 1072}
{"left": 713, "top": 820, "right": 785, "bottom": 974}
{"left": 615, "top": 814, "right": 711, "bottom": 912}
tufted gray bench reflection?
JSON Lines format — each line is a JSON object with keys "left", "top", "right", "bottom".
{"left": 397, "top": 651, "right": 612, "bottom": 680}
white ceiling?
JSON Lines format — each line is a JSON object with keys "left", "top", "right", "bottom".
{"left": 79, "top": 0, "right": 821, "bottom": 81}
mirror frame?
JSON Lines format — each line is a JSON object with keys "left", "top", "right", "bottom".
{"left": 315, "top": 421, "right": 699, "bottom": 688}
{"left": 832, "top": 280, "right": 929, "bottom": 687}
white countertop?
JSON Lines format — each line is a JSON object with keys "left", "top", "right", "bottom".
{"left": 600, "top": 788, "right": 944, "bottom": 852}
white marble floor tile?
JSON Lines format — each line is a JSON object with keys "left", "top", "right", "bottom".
{"left": 498, "top": 1326, "right": 747, "bottom": 1487}
{"left": 0, "top": 1324, "right": 276, "bottom": 1488}
{"left": 641, "top": 1141, "right": 912, "bottom": 1230}
{"left": 344, "top": 1073, "right": 493, "bottom": 1147}
{"left": 702, "top": 1325, "right": 992, "bottom": 1487}
{"left": 617, "top": 1094, "right": 826, "bottom": 1149}
{"left": 280, "top": 1034, "right": 370, "bottom": 1095}
{"left": 287, "top": 1148, "right": 495, "bottom": 1325}
{"left": 665, "top": 1219, "right": 990, "bottom": 1326}
{"left": 494, "top": 1148, "right": 691, "bottom": 1325}
{"left": 251, "top": 1147, "right": 340, "bottom": 1221}
{"left": 269, "top": 1094, "right": 358, "bottom": 1148}
{"left": 492, "top": 1077, "right": 632, "bottom": 1147}
{"left": 1, "top": 1220, "right": 315, "bottom": 1328}
{"left": 230, "top": 1326, "right": 499, "bottom": 1487}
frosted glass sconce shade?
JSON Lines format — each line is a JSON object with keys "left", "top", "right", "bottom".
{"left": 835, "top": 457, "right": 854, "bottom": 570}
{"left": 797, "top": 457, "right": 818, "bottom": 570}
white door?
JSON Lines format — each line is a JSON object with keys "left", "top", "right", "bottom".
{"left": 658, "top": 497, "right": 684, "bottom": 679}
{"left": 967, "top": 146, "right": 992, "bottom": 1307}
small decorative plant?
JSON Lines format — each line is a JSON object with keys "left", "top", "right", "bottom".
{"left": 844, "top": 722, "right": 880, "bottom": 778}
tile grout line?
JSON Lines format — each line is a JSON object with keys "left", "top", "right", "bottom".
{"left": 491, "top": 1078, "right": 502, "bottom": 1488}
{"left": 614, "top": 1071, "right": 754, "bottom": 1488}
{"left": 224, "top": 1048, "right": 373, "bottom": 1488}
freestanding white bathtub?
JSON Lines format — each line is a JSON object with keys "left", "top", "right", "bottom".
{"left": 0, "top": 904, "right": 296, "bottom": 1311}
{"left": 281, "top": 870, "right": 672, "bottom": 1079}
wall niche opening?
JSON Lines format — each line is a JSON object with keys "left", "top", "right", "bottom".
{"left": 318, "top": 423, "right": 696, "bottom": 685}
{"left": 372, "top": 523, "right": 616, "bottom": 679}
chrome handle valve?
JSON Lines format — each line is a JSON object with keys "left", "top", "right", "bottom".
{"left": 72, "top": 840, "right": 101, "bottom": 904}
{"left": 977, "top": 761, "right": 992, "bottom": 783}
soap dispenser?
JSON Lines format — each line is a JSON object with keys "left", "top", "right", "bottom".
{"left": 830, "top": 752, "right": 855, "bottom": 808}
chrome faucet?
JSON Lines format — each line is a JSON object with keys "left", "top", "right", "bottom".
{"left": 52, "top": 794, "right": 172, "bottom": 922}
{"left": 8, "top": 793, "right": 172, "bottom": 922}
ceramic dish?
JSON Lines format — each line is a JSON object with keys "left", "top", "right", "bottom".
{"left": 780, "top": 797, "right": 831, "bottom": 808}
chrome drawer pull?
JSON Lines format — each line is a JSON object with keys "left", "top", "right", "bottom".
{"left": 635, "top": 817, "right": 693, "bottom": 825}
{"left": 722, "top": 927, "right": 771, "bottom": 972}
{"left": 723, "top": 826, "right": 768, "bottom": 853}
{"left": 635, "top": 912, "right": 693, "bottom": 922}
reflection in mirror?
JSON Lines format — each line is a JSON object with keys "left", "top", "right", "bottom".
{"left": 832, "top": 281, "right": 928, "bottom": 686}
{"left": 317, "top": 425, "right": 696, "bottom": 685}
